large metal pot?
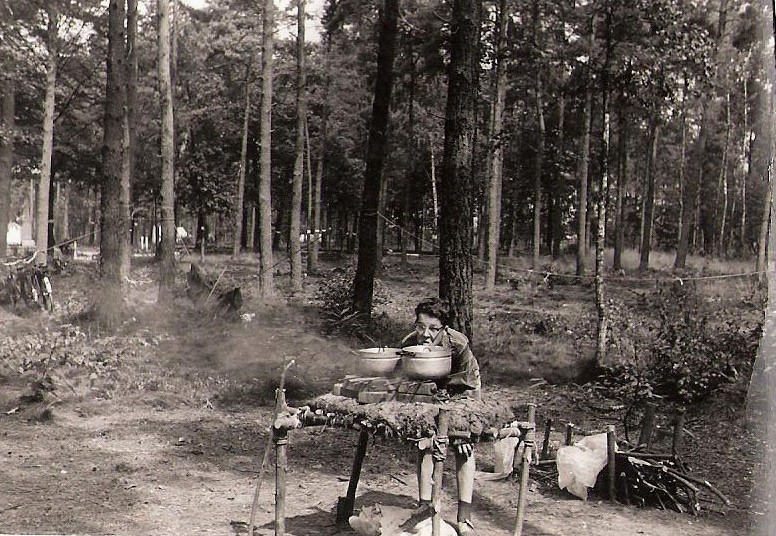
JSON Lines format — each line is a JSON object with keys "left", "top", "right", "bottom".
{"left": 400, "top": 345, "right": 452, "bottom": 379}
{"left": 358, "top": 347, "right": 402, "bottom": 376}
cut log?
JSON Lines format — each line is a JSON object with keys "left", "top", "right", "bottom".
{"left": 186, "top": 262, "right": 243, "bottom": 317}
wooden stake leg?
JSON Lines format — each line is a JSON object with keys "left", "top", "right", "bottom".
{"left": 431, "top": 409, "right": 449, "bottom": 536}
{"left": 336, "top": 428, "right": 370, "bottom": 526}
{"left": 274, "top": 430, "right": 288, "bottom": 536}
{"left": 514, "top": 404, "right": 535, "bottom": 536}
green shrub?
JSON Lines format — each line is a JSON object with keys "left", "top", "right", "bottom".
{"left": 600, "top": 283, "right": 762, "bottom": 404}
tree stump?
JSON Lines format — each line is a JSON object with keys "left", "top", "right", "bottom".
{"left": 186, "top": 263, "right": 242, "bottom": 318}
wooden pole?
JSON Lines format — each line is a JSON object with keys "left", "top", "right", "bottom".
{"left": 540, "top": 418, "right": 553, "bottom": 460}
{"left": 274, "top": 426, "right": 288, "bottom": 536}
{"left": 638, "top": 402, "right": 657, "bottom": 449}
{"left": 607, "top": 425, "right": 617, "bottom": 503}
{"left": 336, "top": 427, "right": 370, "bottom": 525}
{"left": 672, "top": 408, "right": 685, "bottom": 456}
{"left": 565, "top": 423, "right": 574, "bottom": 445}
{"left": 514, "top": 408, "right": 535, "bottom": 536}
{"left": 431, "top": 409, "right": 449, "bottom": 536}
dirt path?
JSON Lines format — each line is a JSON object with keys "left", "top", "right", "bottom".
{"left": 0, "top": 401, "right": 739, "bottom": 536}
{"left": 0, "top": 260, "right": 751, "bottom": 535}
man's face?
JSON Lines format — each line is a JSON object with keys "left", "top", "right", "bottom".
{"left": 414, "top": 312, "right": 444, "bottom": 345}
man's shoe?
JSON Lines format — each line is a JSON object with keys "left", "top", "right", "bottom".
{"left": 456, "top": 519, "right": 476, "bottom": 536}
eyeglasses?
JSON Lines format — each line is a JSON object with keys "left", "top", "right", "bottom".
{"left": 414, "top": 322, "right": 444, "bottom": 334}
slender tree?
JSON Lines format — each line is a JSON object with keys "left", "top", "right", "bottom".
{"left": 158, "top": 0, "right": 176, "bottom": 298}
{"left": 290, "top": 0, "right": 307, "bottom": 293}
{"left": 484, "top": 0, "right": 508, "bottom": 289}
{"left": 0, "top": 80, "right": 13, "bottom": 259}
{"left": 257, "top": 0, "right": 276, "bottom": 297}
{"left": 36, "top": 4, "right": 59, "bottom": 265}
{"left": 638, "top": 105, "right": 660, "bottom": 272}
{"left": 576, "top": 15, "right": 595, "bottom": 277}
{"left": 233, "top": 63, "right": 251, "bottom": 259}
{"left": 439, "top": 0, "right": 480, "bottom": 340}
{"left": 353, "top": 0, "right": 399, "bottom": 316}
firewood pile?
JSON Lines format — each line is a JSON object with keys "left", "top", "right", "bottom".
{"left": 611, "top": 451, "right": 730, "bottom": 515}
{"left": 305, "top": 393, "right": 516, "bottom": 440}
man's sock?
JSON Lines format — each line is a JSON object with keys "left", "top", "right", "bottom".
{"left": 457, "top": 500, "right": 472, "bottom": 522}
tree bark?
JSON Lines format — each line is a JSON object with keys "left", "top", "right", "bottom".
{"left": 123, "top": 0, "right": 137, "bottom": 280}
{"left": 257, "top": 0, "right": 276, "bottom": 297}
{"left": 232, "top": 64, "right": 251, "bottom": 259}
{"left": 36, "top": 7, "right": 58, "bottom": 266}
{"left": 99, "top": 0, "right": 128, "bottom": 328}
{"left": 532, "top": 72, "right": 545, "bottom": 270}
{"left": 308, "top": 117, "right": 323, "bottom": 273}
{"left": 158, "top": 0, "right": 177, "bottom": 299}
{"left": 595, "top": 6, "right": 612, "bottom": 367}
{"left": 576, "top": 15, "right": 595, "bottom": 276}
{"left": 717, "top": 90, "right": 731, "bottom": 255}
{"left": 0, "top": 80, "right": 14, "bottom": 260}
{"left": 290, "top": 0, "right": 306, "bottom": 292}
{"left": 401, "top": 42, "right": 417, "bottom": 270}
{"left": 438, "top": 0, "right": 479, "bottom": 341}
{"left": 613, "top": 109, "right": 627, "bottom": 272}
{"left": 353, "top": 0, "right": 399, "bottom": 317}
{"left": 638, "top": 106, "right": 660, "bottom": 272}
{"left": 484, "top": 0, "right": 508, "bottom": 290}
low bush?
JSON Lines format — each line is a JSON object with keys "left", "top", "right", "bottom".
{"left": 600, "top": 283, "right": 762, "bottom": 404}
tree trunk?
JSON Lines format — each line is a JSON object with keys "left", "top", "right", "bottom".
{"left": 401, "top": 42, "right": 417, "bottom": 270}
{"left": 99, "top": 0, "right": 128, "bottom": 328}
{"left": 595, "top": 7, "right": 612, "bottom": 367}
{"left": 122, "top": 0, "right": 137, "bottom": 282}
{"left": 717, "top": 90, "right": 731, "bottom": 255}
{"left": 233, "top": 63, "right": 251, "bottom": 259}
{"left": 308, "top": 117, "right": 323, "bottom": 273}
{"left": 758, "top": 156, "right": 773, "bottom": 277}
{"left": 353, "top": 0, "right": 399, "bottom": 317}
{"left": 552, "top": 95, "right": 565, "bottom": 259}
{"left": 257, "top": 0, "right": 276, "bottom": 297}
{"left": 158, "top": 0, "right": 177, "bottom": 299}
{"left": 532, "top": 72, "right": 545, "bottom": 270}
{"left": 484, "top": 0, "right": 508, "bottom": 290}
{"left": 613, "top": 109, "right": 627, "bottom": 272}
{"left": 638, "top": 107, "right": 660, "bottom": 272}
{"left": 0, "top": 80, "right": 14, "bottom": 260}
{"left": 676, "top": 76, "right": 688, "bottom": 249}
{"left": 37, "top": 8, "right": 58, "bottom": 266}
{"left": 438, "top": 0, "right": 479, "bottom": 341}
{"left": 576, "top": 16, "right": 595, "bottom": 277}
{"left": 289, "top": 0, "right": 306, "bottom": 293}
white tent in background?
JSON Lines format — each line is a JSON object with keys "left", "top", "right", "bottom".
{"left": 6, "top": 222, "right": 21, "bottom": 246}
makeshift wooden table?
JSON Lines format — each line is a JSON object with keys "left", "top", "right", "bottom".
{"left": 269, "top": 385, "right": 536, "bottom": 536}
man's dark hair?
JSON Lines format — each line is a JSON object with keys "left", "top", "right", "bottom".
{"left": 415, "top": 297, "right": 450, "bottom": 326}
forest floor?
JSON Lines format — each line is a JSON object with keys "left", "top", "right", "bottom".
{"left": 0, "top": 250, "right": 768, "bottom": 536}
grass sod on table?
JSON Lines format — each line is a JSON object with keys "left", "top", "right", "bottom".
{"left": 306, "top": 393, "right": 518, "bottom": 439}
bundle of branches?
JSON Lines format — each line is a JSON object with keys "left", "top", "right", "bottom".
{"left": 306, "top": 393, "right": 516, "bottom": 440}
{"left": 610, "top": 452, "right": 730, "bottom": 515}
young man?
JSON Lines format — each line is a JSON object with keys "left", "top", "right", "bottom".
{"left": 402, "top": 297, "right": 481, "bottom": 536}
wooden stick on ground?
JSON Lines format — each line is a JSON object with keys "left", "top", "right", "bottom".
{"left": 607, "top": 425, "right": 617, "bottom": 503}
{"left": 565, "top": 423, "right": 574, "bottom": 446}
{"left": 431, "top": 409, "right": 449, "bottom": 536}
{"left": 514, "top": 404, "right": 535, "bottom": 536}
{"left": 540, "top": 418, "right": 553, "bottom": 460}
